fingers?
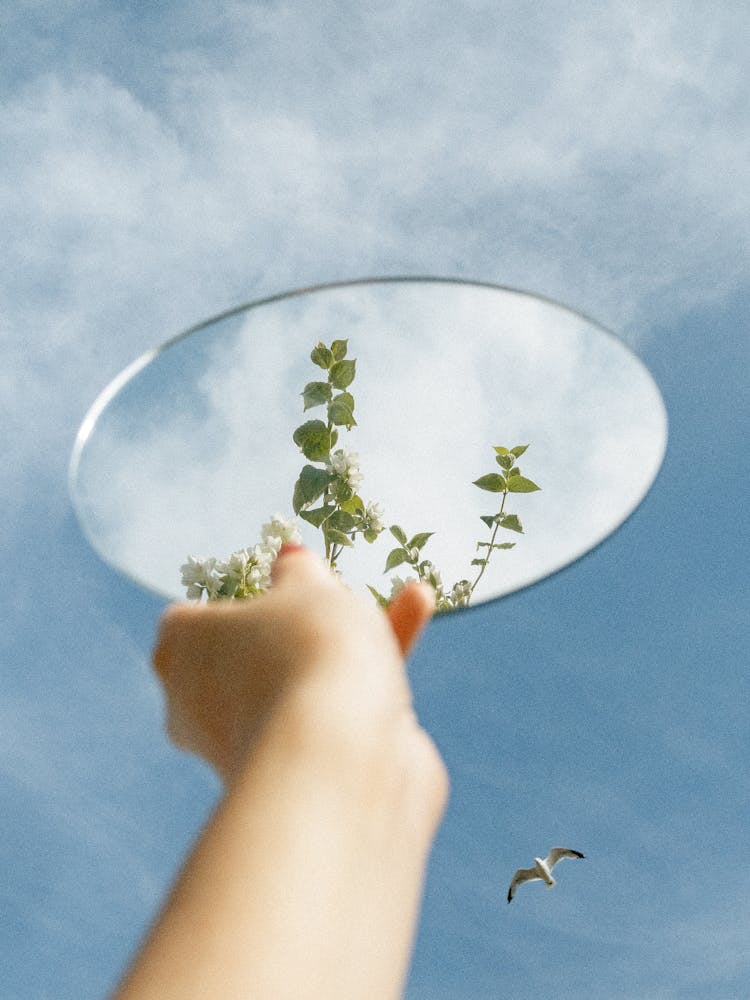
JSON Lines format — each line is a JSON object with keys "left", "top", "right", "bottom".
{"left": 153, "top": 546, "right": 331, "bottom": 683}
{"left": 153, "top": 549, "right": 433, "bottom": 702}
{"left": 386, "top": 582, "right": 436, "bottom": 657}
{"left": 152, "top": 599, "right": 222, "bottom": 686}
{"left": 152, "top": 632, "right": 170, "bottom": 682}
{"left": 152, "top": 604, "right": 192, "bottom": 682}
{"left": 270, "top": 543, "right": 336, "bottom": 590}
{"left": 271, "top": 548, "right": 436, "bottom": 660}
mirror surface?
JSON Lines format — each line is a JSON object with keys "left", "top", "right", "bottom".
{"left": 70, "top": 278, "right": 668, "bottom": 606}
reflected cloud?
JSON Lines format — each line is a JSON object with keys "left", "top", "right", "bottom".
{"left": 71, "top": 279, "right": 667, "bottom": 605}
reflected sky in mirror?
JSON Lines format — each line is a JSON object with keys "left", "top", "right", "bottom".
{"left": 70, "top": 279, "right": 667, "bottom": 605}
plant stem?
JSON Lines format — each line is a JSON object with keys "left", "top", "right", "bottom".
{"left": 324, "top": 417, "right": 334, "bottom": 565}
{"left": 470, "top": 489, "right": 508, "bottom": 595}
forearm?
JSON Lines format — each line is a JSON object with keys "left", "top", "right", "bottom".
{"left": 114, "top": 695, "right": 442, "bottom": 1000}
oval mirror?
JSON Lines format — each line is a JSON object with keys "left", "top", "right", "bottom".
{"left": 70, "top": 278, "right": 667, "bottom": 608}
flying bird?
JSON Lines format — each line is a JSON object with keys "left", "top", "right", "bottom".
{"left": 507, "top": 848, "right": 585, "bottom": 902}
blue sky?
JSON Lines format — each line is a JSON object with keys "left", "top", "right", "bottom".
{"left": 2, "top": 3, "right": 749, "bottom": 998}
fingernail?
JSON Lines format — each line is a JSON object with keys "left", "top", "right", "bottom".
{"left": 278, "top": 543, "right": 305, "bottom": 558}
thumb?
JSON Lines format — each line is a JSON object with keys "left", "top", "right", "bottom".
{"left": 386, "top": 582, "right": 436, "bottom": 657}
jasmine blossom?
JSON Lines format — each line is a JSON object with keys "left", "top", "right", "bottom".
{"left": 183, "top": 338, "right": 541, "bottom": 612}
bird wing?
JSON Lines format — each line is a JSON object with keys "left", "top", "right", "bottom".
{"left": 507, "top": 867, "right": 541, "bottom": 902}
{"left": 546, "top": 847, "right": 585, "bottom": 870}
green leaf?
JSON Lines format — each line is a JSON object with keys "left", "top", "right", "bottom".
{"left": 327, "top": 509, "right": 359, "bottom": 533}
{"left": 330, "top": 339, "right": 348, "bottom": 361}
{"left": 299, "top": 504, "right": 335, "bottom": 528}
{"left": 385, "top": 548, "right": 408, "bottom": 572}
{"left": 493, "top": 446, "right": 510, "bottom": 456}
{"left": 480, "top": 515, "right": 496, "bottom": 529}
{"left": 339, "top": 494, "right": 365, "bottom": 515}
{"left": 509, "top": 466, "right": 520, "bottom": 477}
{"left": 293, "top": 419, "right": 332, "bottom": 462}
{"left": 328, "top": 392, "right": 356, "bottom": 428}
{"left": 330, "top": 428, "right": 339, "bottom": 449}
{"left": 330, "top": 358, "right": 356, "bottom": 390}
{"left": 325, "top": 526, "right": 354, "bottom": 548}
{"left": 477, "top": 541, "right": 516, "bottom": 550}
{"left": 495, "top": 454, "right": 513, "bottom": 470}
{"left": 301, "top": 380, "right": 332, "bottom": 411}
{"left": 507, "top": 475, "right": 541, "bottom": 493}
{"left": 407, "top": 532, "right": 434, "bottom": 550}
{"left": 310, "top": 343, "right": 333, "bottom": 369}
{"left": 364, "top": 529, "right": 380, "bottom": 543}
{"left": 499, "top": 513, "right": 524, "bottom": 533}
{"left": 334, "top": 390, "right": 355, "bottom": 409}
{"left": 473, "top": 473, "right": 507, "bottom": 492}
{"left": 334, "top": 482, "right": 354, "bottom": 503}
{"left": 510, "top": 444, "right": 529, "bottom": 458}
{"left": 367, "top": 584, "right": 389, "bottom": 608}
{"left": 292, "top": 464, "right": 331, "bottom": 514}
{"left": 390, "top": 525, "right": 408, "bottom": 545}
{"left": 471, "top": 558, "right": 487, "bottom": 567}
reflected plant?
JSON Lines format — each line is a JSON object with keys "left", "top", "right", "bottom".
{"left": 180, "top": 515, "right": 302, "bottom": 601}
{"left": 367, "top": 445, "right": 540, "bottom": 613}
{"left": 290, "top": 339, "right": 386, "bottom": 570}
{"left": 181, "top": 340, "right": 540, "bottom": 611}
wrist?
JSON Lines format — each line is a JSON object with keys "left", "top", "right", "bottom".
{"left": 245, "top": 678, "right": 449, "bottom": 841}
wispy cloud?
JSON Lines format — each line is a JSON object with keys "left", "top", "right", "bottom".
{"left": 3, "top": 5, "right": 749, "bottom": 997}
{"left": 3, "top": 3, "right": 748, "bottom": 500}
{"left": 70, "top": 281, "right": 667, "bottom": 601}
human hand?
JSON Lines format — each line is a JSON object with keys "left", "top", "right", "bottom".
{"left": 120, "top": 549, "right": 448, "bottom": 1000}
{"left": 153, "top": 546, "right": 444, "bottom": 799}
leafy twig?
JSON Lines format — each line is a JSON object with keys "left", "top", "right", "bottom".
{"left": 181, "top": 342, "right": 541, "bottom": 613}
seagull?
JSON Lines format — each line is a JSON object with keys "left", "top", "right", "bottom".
{"left": 507, "top": 848, "right": 585, "bottom": 902}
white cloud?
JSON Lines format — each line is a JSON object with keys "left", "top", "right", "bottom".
{"left": 2, "top": 8, "right": 748, "bottom": 996}
{"left": 2, "top": 3, "right": 748, "bottom": 514}
{"left": 70, "top": 280, "right": 667, "bottom": 603}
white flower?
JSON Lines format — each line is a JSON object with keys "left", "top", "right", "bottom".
{"left": 180, "top": 556, "right": 221, "bottom": 600}
{"left": 450, "top": 579, "right": 472, "bottom": 608}
{"left": 420, "top": 561, "right": 443, "bottom": 591}
{"left": 225, "top": 549, "right": 250, "bottom": 583}
{"left": 261, "top": 513, "right": 302, "bottom": 548}
{"left": 389, "top": 574, "right": 418, "bottom": 599}
{"left": 203, "top": 565, "right": 225, "bottom": 599}
{"left": 248, "top": 544, "right": 274, "bottom": 589}
{"left": 327, "top": 448, "right": 364, "bottom": 489}
{"left": 364, "top": 501, "right": 385, "bottom": 533}
{"left": 180, "top": 555, "right": 205, "bottom": 588}
{"left": 247, "top": 563, "right": 267, "bottom": 589}
{"left": 262, "top": 535, "right": 283, "bottom": 560}
{"left": 259, "top": 513, "right": 303, "bottom": 563}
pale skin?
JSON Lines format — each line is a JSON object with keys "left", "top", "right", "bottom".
{"left": 113, "top": 545, "right": 449, "bottom": 1000}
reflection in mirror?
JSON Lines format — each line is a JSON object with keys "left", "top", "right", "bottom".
{"left": 70, "top": 279, "right": 668, "bottom": 608}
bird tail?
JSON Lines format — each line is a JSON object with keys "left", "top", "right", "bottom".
{"left": 547, "top": 877, "right": 556, "bottom": 889}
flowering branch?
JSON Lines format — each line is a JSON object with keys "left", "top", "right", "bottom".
{"left": 181, "top": 341, "right": 541, "bottom": 611}
{"left": 291, "top": 339, "right": 386, "bottom": 572}
{"left": 180, "top": 515, "right": 302, "bottom": 602}
{"left": 371, "top": 445, "right": 540, "bottom": 612}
